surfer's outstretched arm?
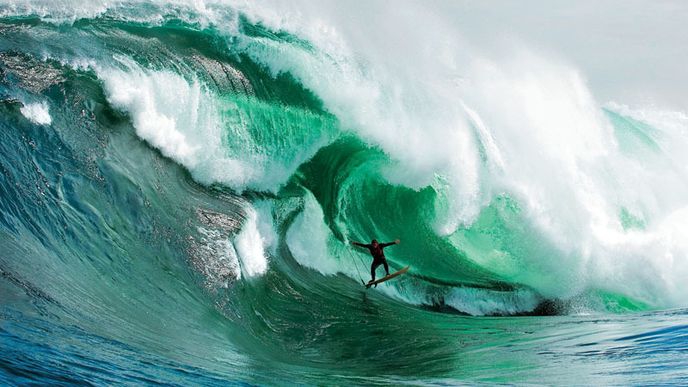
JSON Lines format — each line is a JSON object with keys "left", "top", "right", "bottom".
{"left": 380, "top": 239, "right": 400, "bottom": 248}
{"left": 351, "top": 241, "right": 370, "bottom": 248}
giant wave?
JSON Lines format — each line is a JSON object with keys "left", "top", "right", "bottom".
{"left": 1, "top": 1, "right": 688, "bottom": 384}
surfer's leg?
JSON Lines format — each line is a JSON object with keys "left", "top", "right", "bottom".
{"left": 382, "top": 260, "right": 389, "bottom": 276}
{"left": 370, "top": 261, "right": 381, "bottom": 282}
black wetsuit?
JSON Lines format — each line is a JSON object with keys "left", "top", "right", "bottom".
{"left": 353, "top": 242, "right": 395, "bottom": 282}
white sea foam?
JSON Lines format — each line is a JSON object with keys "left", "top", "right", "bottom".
{"left": 233, "top": 207, "right": 270, "bottom": 278}
{"left": 20, "top": 101, "right": 51, "bottom": 125}
{"left": 192, "top": 227, "right": 241, "bottom": 287}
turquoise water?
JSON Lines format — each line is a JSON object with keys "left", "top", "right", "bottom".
{"left": 1, "top": 3, "right": 688, "bottom": 385}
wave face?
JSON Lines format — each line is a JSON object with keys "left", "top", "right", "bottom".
{"left": 1, "top": 1, "right": 688, "bottom": 384}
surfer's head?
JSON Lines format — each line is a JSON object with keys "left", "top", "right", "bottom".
{"left": 371, "top": 239, "right": 378, "bottom": 246}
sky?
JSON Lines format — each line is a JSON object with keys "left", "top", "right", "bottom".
{"left": 437, "top": 0, "right": 688, "bottom": 111}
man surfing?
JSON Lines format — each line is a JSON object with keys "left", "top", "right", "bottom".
{"left": 351, "top": 238, "right": 400, "bottom": 286}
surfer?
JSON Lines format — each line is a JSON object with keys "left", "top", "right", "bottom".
{"left": 351, "top": 239, "right": 400, "bottom": 285}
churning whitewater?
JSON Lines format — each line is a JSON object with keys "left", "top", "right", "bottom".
{"left": 1, "top": 0, "right": 688, "bottom": 385}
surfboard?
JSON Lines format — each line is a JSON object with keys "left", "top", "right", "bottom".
{"left": 364, "top": 266, "right": 410, "bottom": 288}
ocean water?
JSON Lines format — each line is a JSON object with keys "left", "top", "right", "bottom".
{"left": 1, "top": 1, "right": 687, "bottom": 384}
